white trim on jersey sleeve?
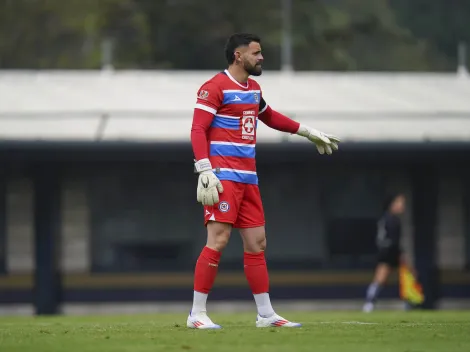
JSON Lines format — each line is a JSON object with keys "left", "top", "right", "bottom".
{"left": 195, "top": 103, "right": 217, "bottom": 115}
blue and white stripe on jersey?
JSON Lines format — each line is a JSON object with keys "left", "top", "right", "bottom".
{"left": 210, "top": 114, "right": 240, "bottom": 130}
{"left": 214, "top": 168, "right": 258, "bottom": 185}
{"left": 210, "top": 141, "right": 256, "bottom": 159}
{"left": 222, "top": 90, "right": 261, "bottom": 105}
{"left": 211, "top": 114, "right": 259, "bottom": 130}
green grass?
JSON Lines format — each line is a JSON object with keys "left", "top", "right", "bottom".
{"left": 0, "top": 311, "right": 469, "bottom": 352}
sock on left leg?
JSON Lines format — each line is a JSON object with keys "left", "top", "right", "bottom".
{"left": 365, "top": 282, "right": 382, "bottom": 304}
{"left": 244, "top": 251, "right": 275, "bottom": 317}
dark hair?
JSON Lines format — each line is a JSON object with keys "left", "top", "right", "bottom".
{"left": 382, "top": 192, "right": 402, "bottom": 213}
{"left": 224, "top": 33, "right": 261, "bottom": 64}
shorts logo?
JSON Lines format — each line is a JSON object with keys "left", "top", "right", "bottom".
{"left": 218, "top": 201, "right": 230, "bottom": 213}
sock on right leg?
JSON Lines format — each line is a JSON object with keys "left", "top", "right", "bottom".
{"left": 192, "top": 246, "right": 221, "bottom": 314}
{"left": 253, "top": 293, "right": 275, "bottom": 318}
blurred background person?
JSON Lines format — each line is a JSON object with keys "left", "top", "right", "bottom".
{"left": 363, "top": 193, "right": 415, "bottom": 312}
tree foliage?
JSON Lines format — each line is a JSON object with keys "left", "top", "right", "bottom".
{"left": 0, "top": 0, "right": 467, "bottom": 71}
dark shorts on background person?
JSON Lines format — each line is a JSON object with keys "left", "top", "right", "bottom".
{"left": 377, "top": 247, "right": 401, "bottom": 268}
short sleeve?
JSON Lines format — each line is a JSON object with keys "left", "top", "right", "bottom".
{"left": 195, "top": 82, "right": 223, "bottom": 115}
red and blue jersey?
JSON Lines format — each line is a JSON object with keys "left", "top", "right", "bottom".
{"left": 194, "top": 70, "right": 268, "bottom": 185}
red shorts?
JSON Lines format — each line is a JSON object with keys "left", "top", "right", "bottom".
{"left": 203, "top": 180, "right": 265, "bottom": 229}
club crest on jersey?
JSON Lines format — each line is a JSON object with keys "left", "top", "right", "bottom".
{"left": 198, "top": 90, "right": 209, "bottom": 99}
{"left": 218, "top": 201, "right": 230, "bottom": 213}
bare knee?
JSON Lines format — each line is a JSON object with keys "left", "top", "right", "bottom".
{"left": 256, "top": 236, "right": 267, "bottom": 252}
{"left": 206, "top": 221, "right": 232, "bottom": 252}
{"left": 373, "top": 264, "right": 391, "bottom": 285}
{"left": 240, "top": 226, "right": 266, "bottom": 253}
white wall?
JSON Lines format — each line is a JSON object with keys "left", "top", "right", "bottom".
{"left": 6, "top": 176, "right": 90, "bottom": 273}
{"left": 0, "top": 71, "right": 470, "bottom": 142}
{"left": 437, "top": 172, "right": 466, "bottom": 269}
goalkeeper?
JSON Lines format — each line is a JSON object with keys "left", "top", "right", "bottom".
{"left": 189, "top": 33, "right": 340, "bottom": 329}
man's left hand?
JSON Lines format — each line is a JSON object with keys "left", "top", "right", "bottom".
{"left": 296, "top": 124, "right": 340, "bottom": 155}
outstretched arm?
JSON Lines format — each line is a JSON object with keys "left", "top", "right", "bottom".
{"left": 258, "top": 98, "right": 340, "bottom": 155}
{"left": 258, "top": 103, "right": 300, "bottom": 134}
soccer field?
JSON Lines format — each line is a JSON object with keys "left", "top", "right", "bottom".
{"left": 0, "top": 311, "right": 469, "bottom": 352}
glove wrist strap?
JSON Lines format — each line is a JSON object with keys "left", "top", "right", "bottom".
{"left": 194, "top": 158, "right": 212, "bottom": 173}
{"left": 296, "top": 124, "right": 310, "bottom": 138}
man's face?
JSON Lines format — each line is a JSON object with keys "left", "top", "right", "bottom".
{"left": 235, "top": 41, "right": 264, "bottom": 76}
{"left": 391, "top": 195, "right": 406, "bottom": 214}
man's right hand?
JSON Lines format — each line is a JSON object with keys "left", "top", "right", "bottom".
{"left": 195, "top": 158, "right": 224, "bottom": 206}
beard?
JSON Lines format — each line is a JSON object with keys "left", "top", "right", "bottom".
{"left": 244, "top": 61, "right": 263, "bottom": 76}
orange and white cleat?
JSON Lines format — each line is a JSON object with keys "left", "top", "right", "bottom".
{"left": 255, "top": 313, "right": 302, "bottom": 328}
{"left": 187, "top": 311, "right": 222, "bottom": 329}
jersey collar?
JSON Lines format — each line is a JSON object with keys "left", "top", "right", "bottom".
{"left": 224, "top": 69, "right": 249, "bottom": 89}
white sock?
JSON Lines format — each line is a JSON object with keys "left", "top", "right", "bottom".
{"left": 254, "top": 293, "right": 275, "bottom": 317}
{"left": 191, "top": 291, "right": 208, "bottom": 315}
{"left": 366, "top": 282, "right": 381, "bottom": 303}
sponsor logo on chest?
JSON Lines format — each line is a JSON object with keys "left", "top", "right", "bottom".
{"left": 242, "top": 110, "right": 256, "bottom": 140}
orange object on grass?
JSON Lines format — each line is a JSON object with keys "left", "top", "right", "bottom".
{"left": 399, "top": 263, "right": 425, "bottom": 305}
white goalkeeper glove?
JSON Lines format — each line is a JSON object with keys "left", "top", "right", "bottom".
{"left": 194, "top": 158, "right": 224, "bottom": 206}
{"left": 296, "top": 124, "right": 340, "bottom": 155}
